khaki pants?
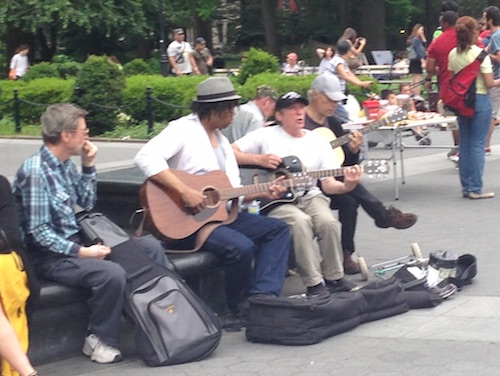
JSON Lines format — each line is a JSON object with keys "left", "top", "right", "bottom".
{"left": 268, "top": 194, "right": 344, "bottom": 287}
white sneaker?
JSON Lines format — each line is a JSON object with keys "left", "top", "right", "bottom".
{"left": 82, "top": 334, "right": 123, "bottom": 364}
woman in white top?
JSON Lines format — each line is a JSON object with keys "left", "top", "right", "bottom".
{"left": 316, "top": 46, "right": 334, "bottom": 74}
{"left": 9, "top": 45, "right": 30, "bottom": 80}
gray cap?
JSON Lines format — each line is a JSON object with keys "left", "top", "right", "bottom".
{"left": 195, "top": 77, "right": 241, "bottom": 103}
{"left": 311, "top": 74, "right": 347, "bottom": 102}
{"left": 195, "top": 37, "right": 206, "bottom": 44}
{"left": 173, "top": 28, "right": 184, "bottom": 35}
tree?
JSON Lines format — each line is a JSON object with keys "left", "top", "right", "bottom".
{"left": 1, "top": 0, "right": 153, "bottom": 67}
{"left": 261, "top": 0, "right": 280, "bottom": 56}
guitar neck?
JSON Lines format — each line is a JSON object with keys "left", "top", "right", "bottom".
{"left": 330, "top": 116, "right": 393, "bottom": 149}
{"left": 294, "top": 167, "right": 345, "bottom": 180}
{"left": 216, "top": 179, "right": 293, "bottom": 201}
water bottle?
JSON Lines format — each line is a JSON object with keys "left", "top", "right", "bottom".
{"left": 247, "top": 200, "right": 260, "bottom": 215}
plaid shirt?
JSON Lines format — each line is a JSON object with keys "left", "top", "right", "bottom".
{"left": 13, "top": 145, "right": 96, "bottom": 256}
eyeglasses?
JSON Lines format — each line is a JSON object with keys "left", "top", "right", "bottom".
{"left": 70, "top": 127, "right": 89, "bottom": 134}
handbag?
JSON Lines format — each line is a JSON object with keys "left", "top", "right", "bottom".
{"left": 8, "top": 68, "right": 17, "bottom": 80}
{"left": 76, "top": 211, "right": 130, "bottom": 248}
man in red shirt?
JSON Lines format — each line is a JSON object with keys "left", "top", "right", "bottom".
{"left": 425, "top": 10, "right": 459, "bottom": 161}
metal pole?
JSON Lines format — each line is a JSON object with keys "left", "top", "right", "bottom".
{"left": 146, "top": 87, "right": 154, "bottom": 135}
{"left": 13, "top": 89, "right": 21, "bottom": 133}
{"left": 159, "top": 1, "right": 169, "bottom": 77}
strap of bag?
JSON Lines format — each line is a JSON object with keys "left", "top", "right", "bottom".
{"left": 452, "top": 49, "right": 487, "bottom": 78}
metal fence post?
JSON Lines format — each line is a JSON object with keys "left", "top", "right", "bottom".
{"left": 146, "top": 87, "right": 154, "bottom": 135}
{"left": 13, "top": 89, "right": 21, "bottom": 133}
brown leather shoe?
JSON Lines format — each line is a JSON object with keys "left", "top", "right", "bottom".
{"left": 376, "top": 206, "right": 417, "bottom": 229}
{"left": 343, "top": 251, "right": 361, "bottom": 274}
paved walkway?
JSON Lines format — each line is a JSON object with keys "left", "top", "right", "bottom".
{"left": 4, "top": 127, "right": 500, "bottom": 375}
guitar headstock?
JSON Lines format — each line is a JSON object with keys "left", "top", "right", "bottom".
{"left": 383, "top": 108, "right": 408, "bottom": 125}
{"left": 361, "top": 159, "right": 390, "bottom": 178}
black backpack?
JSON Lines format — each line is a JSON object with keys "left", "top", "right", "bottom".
{"left": 109, "top": 237, "right": 222, "bottom": 366}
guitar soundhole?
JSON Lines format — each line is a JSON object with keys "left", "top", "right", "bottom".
{"left": 202, "top": 186, "right": 220, "bottom": 208}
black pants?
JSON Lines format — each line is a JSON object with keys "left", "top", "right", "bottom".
{"left": 329, "top": 183, "right": 387, "bottom": 254}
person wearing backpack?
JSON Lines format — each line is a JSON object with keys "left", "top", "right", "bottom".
{"left": 448, "top": 16, "right": 500, "bottom": 199}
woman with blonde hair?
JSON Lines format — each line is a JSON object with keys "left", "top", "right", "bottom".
{"left": 448, "top": 16, "right": 500, "bottom": 199}
{"left": 408, "top": 23, "right": 427, "bottom": 95}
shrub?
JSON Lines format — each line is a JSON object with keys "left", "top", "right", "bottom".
{"left": 22, "top": 62, "right": 59, "bottom": 81}
{"left": 346, "top": 76, "right": 380, "bottom": 104}
{"left": 20, "top": 78, "right": 75, "bottom": 124}
{"left": 123, "top": 59, "right": 153, "bottom": 76}
{"left": 72, "top": 55, "right": 125, "bottom": 135}
{"left": 239, "top": 72, "right": 314, "bottom": 102}
{"left": 121, "top": 75, "right": 207, "bottom": 124}
{"left": 237, "top": 48, "right": 280, "bottom": 85}
{"left": 51, "top": 55, "right": 82, "bottom": 78}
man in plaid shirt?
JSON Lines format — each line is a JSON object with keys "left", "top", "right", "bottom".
{"left": 13, "top": 103, "right": 168, "bottom": 364}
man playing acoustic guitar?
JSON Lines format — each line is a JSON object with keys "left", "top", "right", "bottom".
{"left": 304, "top": 74, "right": 418, "bottom": 274}
{"left": 232, "top": 92, "right": 362, "bottom": 297}
{"left": 134, "top": 77, "right": 291, "bottom": 316}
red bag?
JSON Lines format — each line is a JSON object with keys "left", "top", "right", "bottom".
{"left": 441, "top": 50, "right": 487, "bottom": 118}
{"left": 8, "top": 68, "right": 17, "bottom": 80}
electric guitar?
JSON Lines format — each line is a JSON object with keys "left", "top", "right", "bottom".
{"left": 313, "top": 108, "right": 407, "bottom": 164}
{"left": 139, "top": 169, "right": 313, "bottom": 253}
{"left": 245, "top": 156, "right": 390, "bottom": 214}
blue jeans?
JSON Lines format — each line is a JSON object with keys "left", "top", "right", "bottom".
{"left": 202, "top": 212, "right": 290, "bottom": 313}
{"left": 458, "top": 94, "right": 492, "bottom": 194}
{"left": 334, "top": 102, "right": 351, "bottom": 123}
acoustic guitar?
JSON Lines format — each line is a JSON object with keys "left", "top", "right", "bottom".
{"left": 313, "top": 108, "right": 407, "bottom": 164}
{"left": 247, "top": 156, "right": 390, "bottom": 214}
{"left": 139, "top": 169, "right": 313, "bottom": 253}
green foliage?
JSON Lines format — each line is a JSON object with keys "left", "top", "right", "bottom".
{"left": 347, "top": 76, "right": 380, "bottom": 104}
{"left": 121, "top": 75, "right": 207, "bottom": 123}
{"left": 239, "top": 72, "right": 314, "bottom": 102}
{"left": 123, "top": 59, "right": 153, "bottom": 77}
{"left": 72, "top": 55, "right": 125, "bottom": 135}
{"left": 51, "top": 55, "right": 82, "bottom": 78}
{"left": 0, "top": 116, "right": 40, "bottom": 136}
{"left": 22, "top": 62, "right": 59, "bottom": 81}
{"left": 237, "top": 48, "right": 280, "bottom": 85}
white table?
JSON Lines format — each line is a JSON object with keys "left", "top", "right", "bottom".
{"left": 344, "top": 116, "right": 458, "bottom": 200}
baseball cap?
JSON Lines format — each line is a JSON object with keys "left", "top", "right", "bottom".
{"left": 174, "top": 28, "right": 184, "bottom": 35}
{"left": 255, "top": 85, "right": 279, "bottom": 101}
{"left": 311, "top": 75, "right": 347, "bottom": 102}
{"left": 195, "top": 37, "right": 206, "bottom": 44}
{"left": 275, "top": 91, "right": 308, "bottom": 110}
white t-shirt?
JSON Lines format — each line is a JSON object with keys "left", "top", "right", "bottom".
{"left": 167, "top": 41, "right": 194, "bottom": 74}
{"left": 134, "top": 113, "right": 241, "bottom": 188}
{"left": 10, "top": 54, "right": 29, "bottom": 77}
{"left": 234, "top": 126, "right": 340, "bottom": 198}
{"left": 329, "top": 55, "right": 349, "bottom": 93}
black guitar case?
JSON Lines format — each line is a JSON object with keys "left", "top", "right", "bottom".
{"left": 245, "top": 278, "right": 409, "bottom": 345}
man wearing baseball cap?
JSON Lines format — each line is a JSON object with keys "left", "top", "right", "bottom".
{"left": 233, "top": 91, "right": 362, "bottom": 296}
{"left": 135, "top": 77, "right": 291, "bottom": 315}
{"left": 222, "top": 85, "right": 279, "bottom": 143}
{"left": 304, "top": 74, "right": 417, "bottom": 274}
{"left": 192, "top": 37, "right": 213, "bottom": 75}
{"left": 167, "top": 28, "right": 200, "bottom": 76}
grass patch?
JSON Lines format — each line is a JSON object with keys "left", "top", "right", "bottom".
{"left": 0, "top": 116, "right": 41, "bottom": 136}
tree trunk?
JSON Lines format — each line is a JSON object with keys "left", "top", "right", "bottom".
{"left": 261, "top": 0, "right": 280, "bottom": 57}
{"left": 338, "top": 0, "right": 352, "bottom": 33}
{"left": 359, "top": 0, "right": 385, "bottom": 51}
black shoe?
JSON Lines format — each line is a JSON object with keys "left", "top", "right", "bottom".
{"left": 325, "top": 278, "right": 357, "bottom": 293}
{"left": 306, "top": 283, "right": 330, "bottom": 297}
